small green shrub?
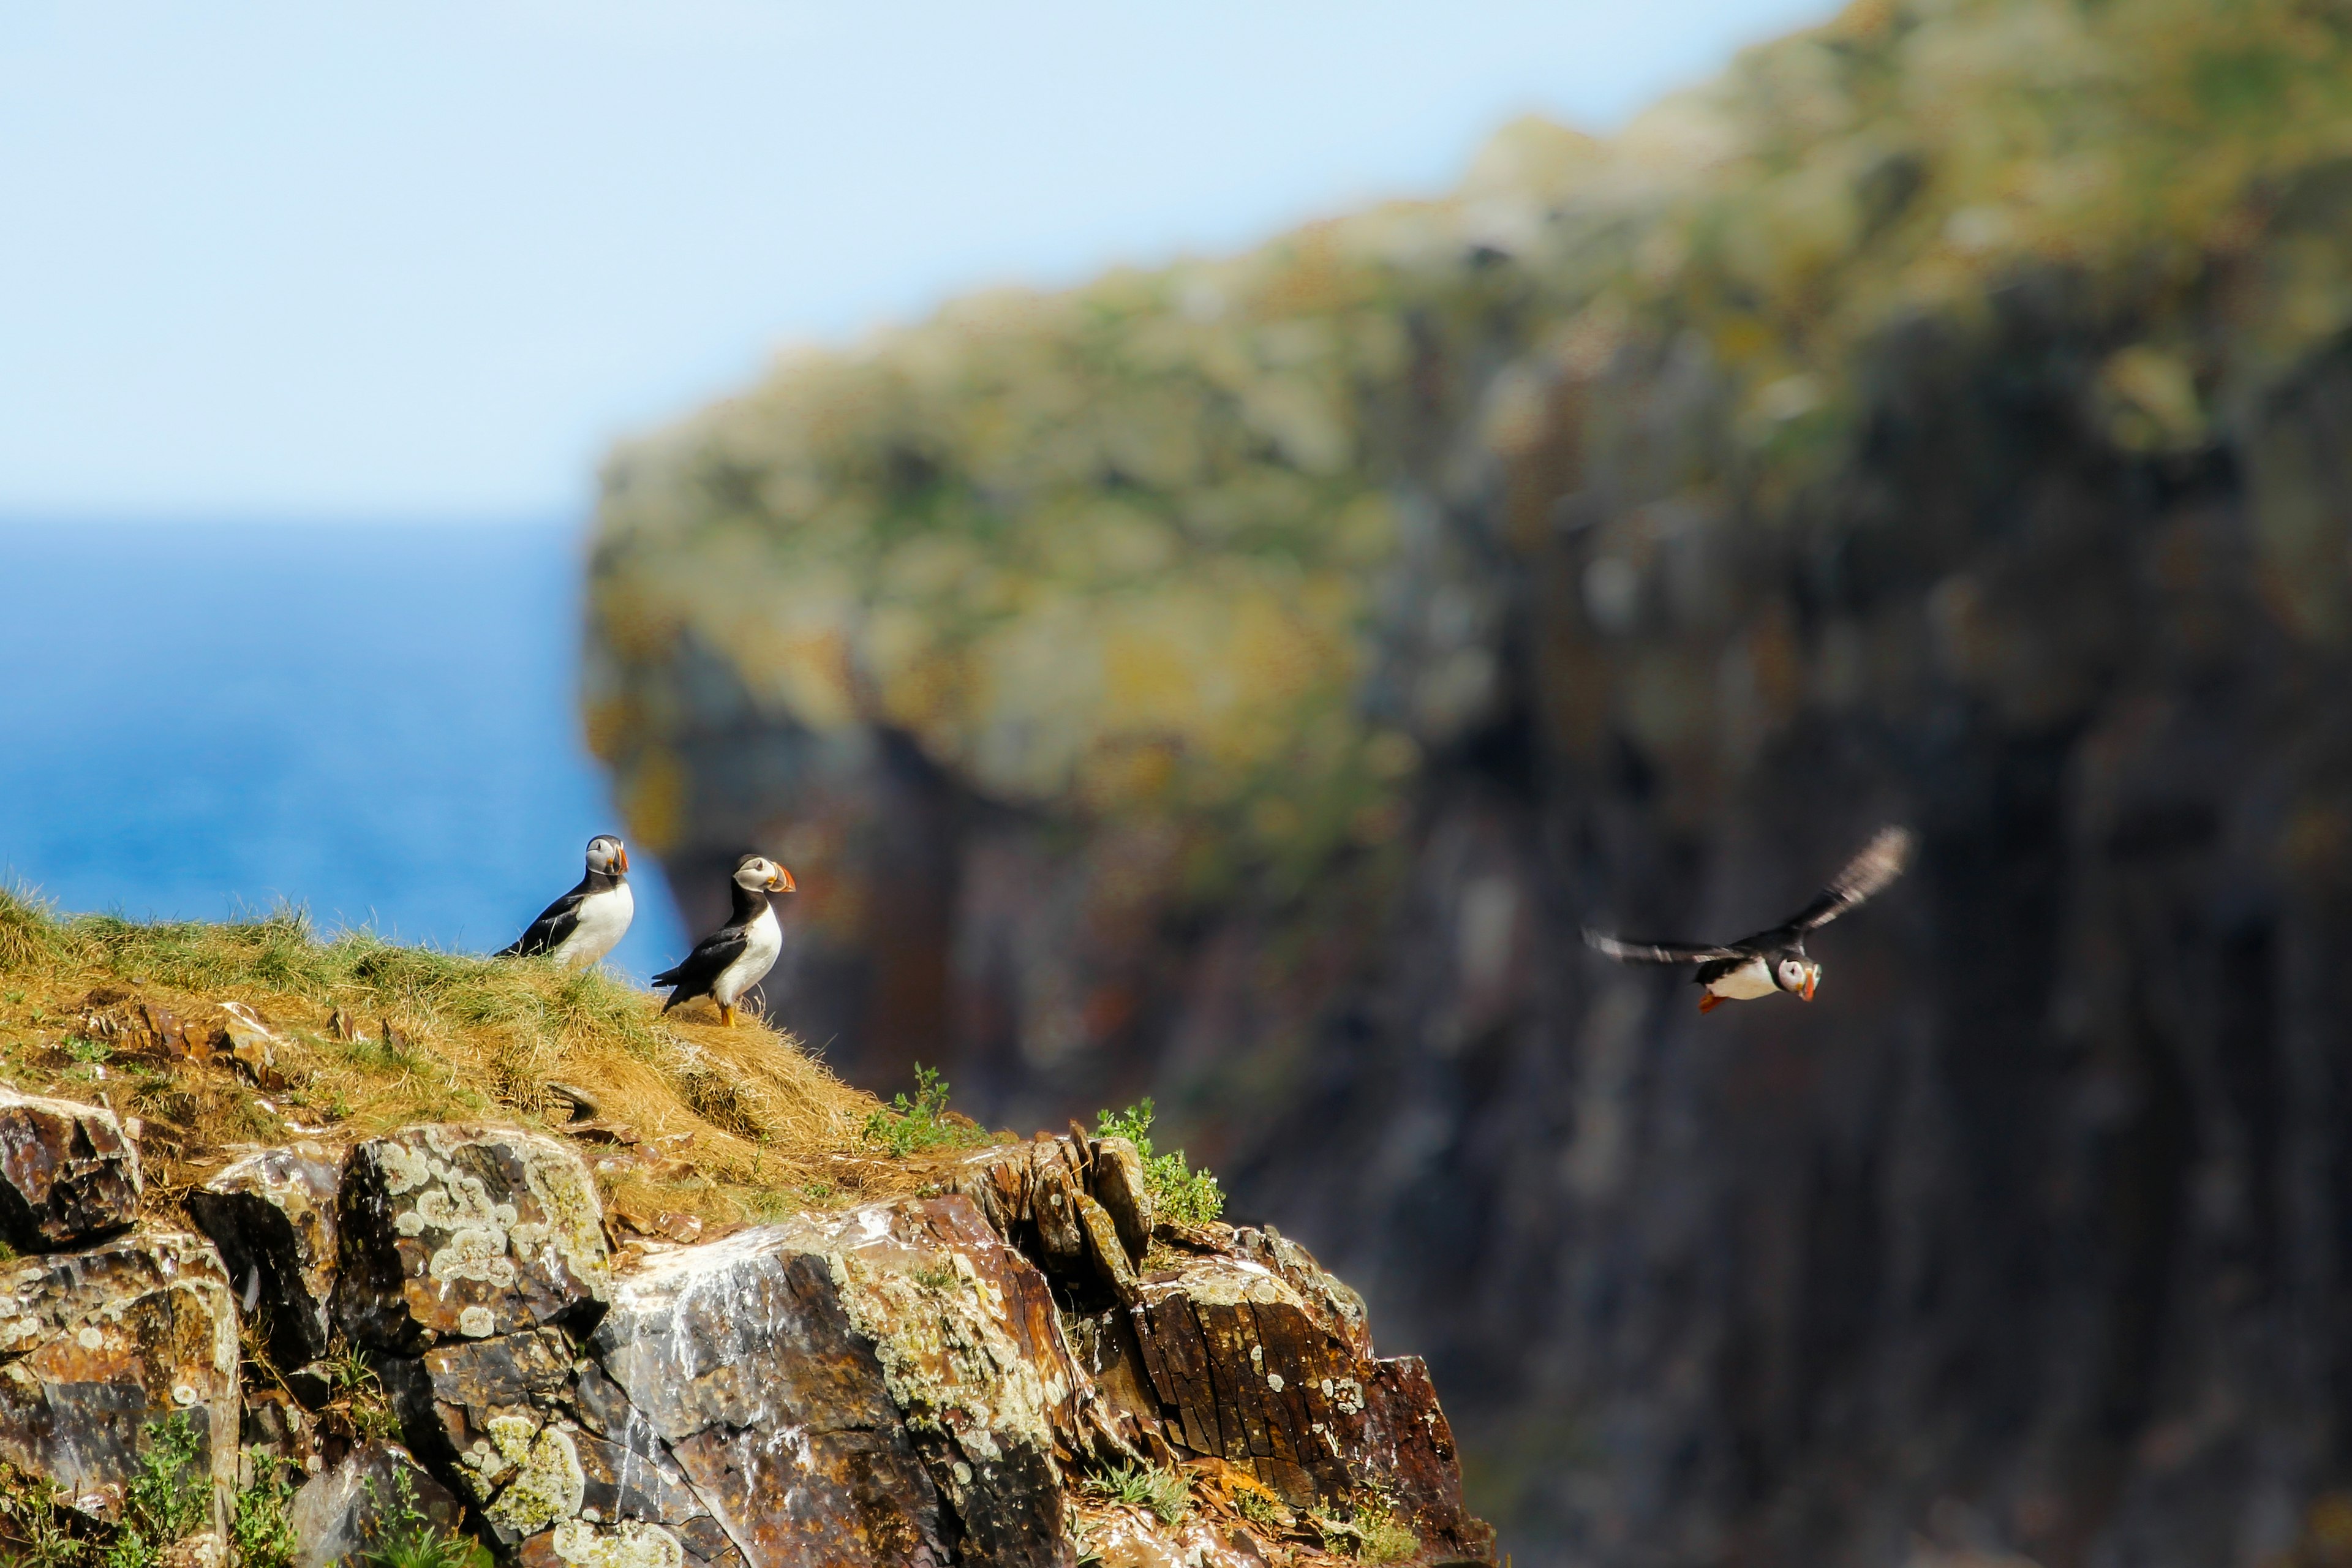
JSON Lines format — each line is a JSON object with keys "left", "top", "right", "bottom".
{"left": 863, "top": 1065, "right": 990, "bottom": 1157}
{"left": 1080, "top": 1461, "right": 1192, "bottom": 1525}
{"left": 231, "top": 1452, "right": 299, "bottom": 1568}
{"left": 910, "top": 1260, "right": 962, "bottom": 1294}
{"left": 1095, "top": 1099, "right": 1223, "bottom": 1225}
{"left": 100, "top": 1414, "right": 209, "bottom": 1568}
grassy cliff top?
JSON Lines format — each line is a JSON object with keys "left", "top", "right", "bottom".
{"left": 0, "top": 888, "right": 944, "bottom": 1230}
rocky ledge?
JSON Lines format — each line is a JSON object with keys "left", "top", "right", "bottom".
{"left": 0, "top": 1093, "right": 1491, "bottom": 1567}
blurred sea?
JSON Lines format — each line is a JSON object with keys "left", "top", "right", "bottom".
{"left": 0, "top": 519, "right": 685, "bottom": 979}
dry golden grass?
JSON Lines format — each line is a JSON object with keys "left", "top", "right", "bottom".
{"left": 0, "top": 886, "right": 955, "bottom": 1231}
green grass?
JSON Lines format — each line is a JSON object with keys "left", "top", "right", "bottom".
{"left": 0, "top": 1466, "right": 89, "bottom": 1568}
{"left": 1080, "top": 1461, "right": 1192, "bottom": 1525}
{"left": 1096, "top": 1099, "right": 1224, "bottom": 1226}
{"left": 862, "top": 1064, "right": 991, "bottom": 1157}
{"left": 320, "top": 1347, "right": 402, "bottom": 1443}
{"left": 363, "top": 1467, "right": 492, "bottom": 1568}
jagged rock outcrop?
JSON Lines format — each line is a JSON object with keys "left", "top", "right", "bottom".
{"left": 189, "top": 1142, "right": 342, "bottom": 1367}
{"left": 336, "top": 1124, "right": 611, "bottom": 1352}
{"left": 0, "top": 1086, "right": 142, "bottom": 1251}
{"left": 287, "top": 1442, "right": 462, "bottom": 1568}
{"left": 0, "top": 1227, "right": 239, "bottom": 1535}
{"left": 0, "top": 1095, "right": 1485, "bottom": 1566}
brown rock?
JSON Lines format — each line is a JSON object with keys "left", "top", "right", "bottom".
{"left": 0, "top": 1086, "right": 142, "bottom": 1251}
{"left": 586, "top": 1222, "right": 950, "bottom": 1567}
{"left": 378, "top": 1325, "right": 576, "bottom": 1520}
{"left": 382, "top": 1322, "right": 737, "bottom": 1558}
{"left": 1074, "top": 1192, "right": 1140, "bottom": 1305}
{"left": 217, "top": 1001, "right": 285, "bottom": 1090}
{"left": 588, "top": 1194, "right": 1084, "bottom": 1568}
{"left": 0, "top": 1227, "right": 238, "bottom": 1534}
{"left": 1087, "top": 1137, "right": 1150, "bottom": 1265}
{"left": 1228, "top": 1227, "right": 1371, "bottom": 1361}
{"left": 334, "top": 1124, "right": 610, "bottom": 1352}
{"left": 287, "top": 1441, "right": 462, "bottom": 1568}
{"left": 946, "top": 1131, "right": 1143, "bottom": 1289}
{"left": 1129, "top": 1248, "right": 1489, "bottom": 1561}
{"left": 187, "top": 1142, "right": 344, "bottom": 1366}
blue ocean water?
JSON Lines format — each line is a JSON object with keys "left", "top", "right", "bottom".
{"left": 0, "top": 519, "right": 685, "bottom": 979}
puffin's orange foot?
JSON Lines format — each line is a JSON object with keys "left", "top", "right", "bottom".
{"left": 1698, "top": 993, "right": 1725, "bottom": 1014}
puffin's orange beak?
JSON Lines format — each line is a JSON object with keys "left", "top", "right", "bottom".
{"left": 771, "top": 866, "right": 796, "bottom": 892}
{"left": 617, "top": 846, "right": 630, "bottom": 873}
{"left": 1802, "top": 971, "right": 1817, "bottom": 1001}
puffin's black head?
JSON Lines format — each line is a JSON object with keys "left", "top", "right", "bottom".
{"left": 733, "top": 853, "right": 795, "bottom": 894}
{"left": 586, "top": 835, "right": 628, "bottom": 875}
{"left": 1774, "top": 953, "right": 1820, "bottom": 1000}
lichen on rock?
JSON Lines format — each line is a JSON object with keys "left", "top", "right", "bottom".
{"left": 336, "top": 1124, "right": 610, "bottom": 1352}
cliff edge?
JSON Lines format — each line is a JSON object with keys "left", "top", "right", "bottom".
{"left": 583, "top": 0, "right": 2352, "bottom": 1561}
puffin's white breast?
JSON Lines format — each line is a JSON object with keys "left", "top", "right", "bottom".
{"left": 552, "top": 883, "right": 633, "bottom": 968}
{"left": 1706, "top": 955, "right": 1779, "bottom": 1000}
{"left": 712, "top": 904, "right": 783, "bottom": 1006}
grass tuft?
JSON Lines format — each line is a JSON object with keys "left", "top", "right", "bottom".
{"left": 0, "top": 1464, "right": 90, "bottom": 1568}
{"left": 1096, "top": 1098, "right": 1224, "bottom": 1225}
{"left": 1312, "top": 1488, "right": 1419, "bottom": 1564}
{"left": 1081, "top": 1461, "right": 1193, "bottom": 1525}
{"left": 363, "top": 1467, "right": 491, "bottom": 1568}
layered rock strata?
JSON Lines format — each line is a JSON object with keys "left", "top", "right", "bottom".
{"left": 0, "top": 1098, "right": 1488, "bottom": 1566}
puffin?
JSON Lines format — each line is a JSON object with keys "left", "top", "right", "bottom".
{"left": 1585, "top": 826, "right": 1913, "bottom": 1012}
{"left": 498, "top": 835, "right": 635, "bottom": 968}
{"left": 652, "top": 853, "right": 796, "bottom": 1025}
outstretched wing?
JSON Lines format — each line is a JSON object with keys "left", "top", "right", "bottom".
{"left": 1780, "top": 826, "right": 1914, "bottom": 933}
{"left": 499, "top": 889, "right": 584, "bottom": 958}
{"left": 1585, "top": 930, "right": 1741, "bottom": 966}
{"left": 656, "top": 926, "right": 750, "bottom": 1009}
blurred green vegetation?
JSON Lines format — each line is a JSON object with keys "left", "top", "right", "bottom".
{"left": 587, "top": 0, "right": 2352, "bottom": 886}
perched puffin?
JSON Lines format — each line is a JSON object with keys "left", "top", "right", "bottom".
{"left": 499, "top": 835, "right": 635, "bottom": 968}
{"left": 652, "top": 853, "right": 796, "bottom": 1026}
{"left": 1585, "top": 826, "right": 1913, "bottom": 1012}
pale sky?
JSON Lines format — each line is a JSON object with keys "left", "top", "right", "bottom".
{"left": 0, "top": 0, "right": 1834, "bottom": 521}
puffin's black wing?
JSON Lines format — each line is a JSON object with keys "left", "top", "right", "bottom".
{"left": 499, "top": 888, "right": 586, "bottom": 958}
{"left": 1779, "top": 826, "right": 1913, "bottom": 933}
{"left": 653, "top": 926, "right": 749, "bottom": 1011}
{"left": 1584, "top": 932, "right": 1742, "bottom": 965}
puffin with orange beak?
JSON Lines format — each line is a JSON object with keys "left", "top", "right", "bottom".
{"left": 653, "top": 853, "right": 795, "bottom": 1026}
{"left": 499, "top": 834, "right": 635, "bottom": 967}
{"left": 1585, "top": 826, "right": 1912, "bottom": 1013}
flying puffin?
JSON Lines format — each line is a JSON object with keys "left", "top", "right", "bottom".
{"left": 498, "top": 835, "right": 635, "bottom": 968}
{"left": 1585, "top": 826, "right": 1913, "bottom": 1012}
{"left": 652, "top": 853, "right": 796, "bottom": 1026}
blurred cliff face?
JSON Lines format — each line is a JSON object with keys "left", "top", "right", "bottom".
{"left": 585, "top": 0, "right": 2352, "bottom": 1561}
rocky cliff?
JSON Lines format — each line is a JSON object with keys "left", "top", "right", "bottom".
{"left": 578, "top": 0, "right": 2352, "bottom": 1562}
{"left": 0, "top": 899, "right": 1489, "bottom": 1566}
